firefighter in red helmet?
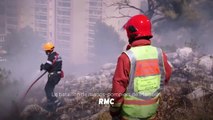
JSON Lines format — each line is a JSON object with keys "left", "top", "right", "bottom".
{"left": 124, "top": 14, "right": 153, "bottom": 43}
{"left": 110, "top": 14, "right": 173, "bottom": 120}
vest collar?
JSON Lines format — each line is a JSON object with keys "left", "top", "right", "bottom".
{"left": 126, "top": 39, "right": 151, "bottom": 50}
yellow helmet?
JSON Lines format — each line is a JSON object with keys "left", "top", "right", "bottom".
{"left": 43, "top": 42, "right": 54, "bottom": 51}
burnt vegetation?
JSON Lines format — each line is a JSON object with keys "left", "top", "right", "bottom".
{"left": 1, "top": 46, "right": 213, "bottom": 120}
{"left": 0, "top": 0, "right": 213, "bottom": 120}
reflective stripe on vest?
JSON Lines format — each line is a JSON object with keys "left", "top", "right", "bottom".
{"left": 53, "top": 53, "right": 62, "bottom": 65}
{"left": 124, "top": 46, "right": 165, "bottom": 99}
{"left": 121, "top": 46, "right": 165, "bottom": 118}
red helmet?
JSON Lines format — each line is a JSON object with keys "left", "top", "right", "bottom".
{"left": 123, "top": 14, "right": 152, "bottom": 39}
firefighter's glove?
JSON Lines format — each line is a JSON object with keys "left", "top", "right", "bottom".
{"left": 40, "top": 64, "right": 44, "bottom": 71}
{"left": 110, "top": 105, "right": 121, "bottom": 118}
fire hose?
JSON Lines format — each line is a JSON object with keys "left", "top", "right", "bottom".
{"left": 22, "top": 54, "right": 61, "bottom": 102}
{"left": 22, "top": 71, "right": 47, "bottom": 101}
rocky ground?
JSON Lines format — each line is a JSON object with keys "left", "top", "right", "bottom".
{"left": 2, "top": 47, "right": 213, "bottom": 120}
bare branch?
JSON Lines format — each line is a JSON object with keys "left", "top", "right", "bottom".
{"left": 104, "top": 15, "right": 131, "bottom": 19}
{"left": 146, "top": 0, "right": 160, "bottom": 19}
{"left": 108, "top": 1, "right": 145, "bottom": 13}
{"left": 124, "top": 3, "right": 145, "bottom": 13}
{"left": 152, "top": 17, "right": 166, "bottom": 24}
{"left": 105, "top": 0, "right": 166, "bottom": 24}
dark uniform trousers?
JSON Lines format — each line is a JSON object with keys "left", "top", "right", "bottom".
{"left": 45, "top": 72, "right": 61, "bottom": 102}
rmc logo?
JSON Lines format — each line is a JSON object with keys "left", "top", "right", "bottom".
{"left": 98, "top": 98, "right": 114, "bottom": 105}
